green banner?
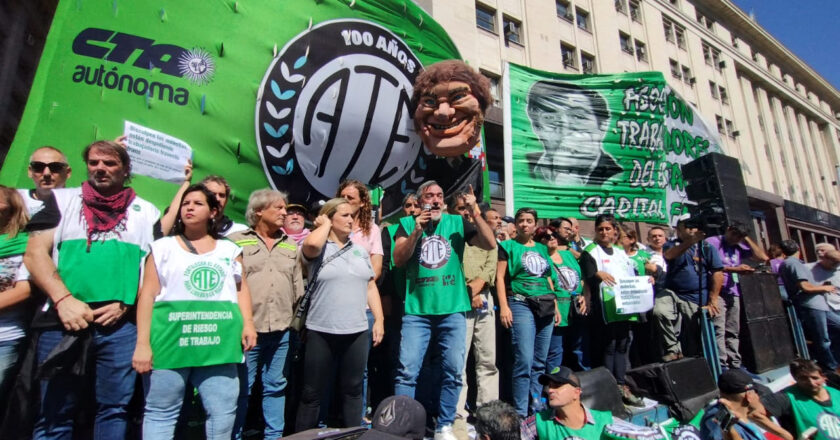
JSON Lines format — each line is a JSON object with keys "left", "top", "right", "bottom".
{"left": 151, "top": 300, "right": 244, "bottom": 370}
{"left": 504, "top": 62, "right": 722, "bottom": 224}
{"left": 1, "top": 0, "right": 465, "bottom": 219}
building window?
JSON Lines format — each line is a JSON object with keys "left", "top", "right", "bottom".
{"left": 702, "top": 41, "right": 722, "bottom": 68}
{"left": 576, "top": 8, "right": 591, "bottom": 32}
{"left": 629, "top": 0, "right": 642, "bottom": 22}
{"left": 663, "top": 18, "right": 674, "bottom": 43}
{"left": 681, "top": 66, "right": 693, "bottom": 85}
{"left": 476, "top": 4, "right": 496, "bottom": 33}
{"left": 503, "top": 17, "right": 522, "bottom": 44}
{"left": 561, "top": 43, "right": 577, "bottom": 69}
{"left": 615, "top": 0, "right": 627, "bottom": 14}
{"left": 634, "top": 40, "right": 647, "bottom": 62}
{"left": 719, "top": 86, "right": 728, "bottom": 104}
{"left": 620, "top": 32, "right": 633, "bottom": 54}
{"left": 482, "top": 71, "right": 501, "bottom": 107}
{"left": 709, "top": 81, "right": 719, "bottom": 99}
{"left": 702, "top": 42, "right": 712, "bottom": 65}
{"left": 675, "top": 26, "right": 686, "bottom": 49}
{"left": 731, "top": 35, "right": 739, "bottom": 48}
{"left": 725, "top": 119, "right": 735, "bottom": 138}
{"left": 670, "top": 59, "right": 681, "bottom": 79}
{"left": 581, "top": 52, "right": 596, "bottom": 73}
{"left": 556, "top": 0, "right": 572, "bottom": 21}
{"left": 716, "top": 115, "right": 725, "bottom": 134}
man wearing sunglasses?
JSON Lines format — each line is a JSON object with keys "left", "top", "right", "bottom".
{"left": 18, "top": 146, "right": 72, "bottom": 216}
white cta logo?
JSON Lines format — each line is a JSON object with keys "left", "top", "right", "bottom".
{"left": 818, "top": 412, "right": 840, "bottom": 440}
{"left": 419, "top": 236, "right": 451, "bottom": 270}
{"left": 522, "top": 251, "right": 548, "bottom": 277}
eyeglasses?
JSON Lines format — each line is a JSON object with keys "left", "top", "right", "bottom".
{"left": 30, "top": 161, "right": 68, "bottom": 173}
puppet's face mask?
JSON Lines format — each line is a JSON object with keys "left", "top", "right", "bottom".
{"left": 414, "top": 81, "right": 483, "bottom": 157}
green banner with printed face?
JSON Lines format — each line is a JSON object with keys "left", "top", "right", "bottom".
{"left": 1, "top": 0, "right": 466, "bottom": 219}
{"left": 505, "top": 62, "right": 722, "bottom": 224}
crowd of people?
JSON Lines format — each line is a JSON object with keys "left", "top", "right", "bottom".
{"left": 3, "top": 58, "right": 840, "bottom": 440}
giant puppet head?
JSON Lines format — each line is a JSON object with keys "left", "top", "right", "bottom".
{"left": 411, "top": 60, "right": 491, "bottom": 157}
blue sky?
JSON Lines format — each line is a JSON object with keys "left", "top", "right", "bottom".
{"left": 731, "top": 0, "right": 840, "bottom": 92}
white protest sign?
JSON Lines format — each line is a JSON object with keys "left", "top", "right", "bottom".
{"left": 124, "top": 121, "right": 191, "bottom": 183}
{"left": 612, "top": 276, "right": 654, "bottom": 314}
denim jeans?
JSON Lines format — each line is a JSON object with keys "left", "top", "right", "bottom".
{"left": 547, "top": 311, "right": 590, "bottom": 372}
{"left": 234, "top": 330, "right": 291, "bottom": 438}
{"left": 0, "top": 338, "right": 23, "bottom": 418}
{"left": 509, "top": 300, "right": 553, "bottom": 417}
{"left": 143, "top": 364, "right": 239, "bottom": 440}
{"left": 394, "top": 313, "right": 466, "bottom": 427}
{"left": 34, "top": 321, "right": 137, "bottom": 440}
{"left": 796, "top": 307, "right": 840, "bottom": 370}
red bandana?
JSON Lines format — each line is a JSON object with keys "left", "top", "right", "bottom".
{"left": 81, "top": 181, "right": 136, "bottom": 248}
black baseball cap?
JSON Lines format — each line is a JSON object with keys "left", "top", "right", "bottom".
{"left": 358, "top": 395, "right": 426, "bottom": 440}
{"left": 718, "top": 369, "right": 755, "bottom": 394}
{"left": 502, "top": 216, "right": 515, "bottom": 223}
{"left": 538, "top": 366, "right": 580, "bottom": 388}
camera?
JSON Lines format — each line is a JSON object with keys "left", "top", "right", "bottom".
{"left": 684, "top": 201, "right": 727, "bottom": 236}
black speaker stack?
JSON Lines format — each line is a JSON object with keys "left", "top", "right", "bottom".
{"left": 681, "top": 152, "right": 754, "bottom": 238}
{"left": 739, "top": 272, "right": 796, "bottom": 373}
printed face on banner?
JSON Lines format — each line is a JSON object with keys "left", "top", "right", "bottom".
{"left": 256, "top": 19, "right": 428, "bottom": 219}
{"left": 526, "top": 81, "right": 619, "bottom": 187}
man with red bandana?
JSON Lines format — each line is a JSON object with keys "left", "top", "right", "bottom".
{"left": 24, "top": 140, "right": 160, "bottom": 439}
{"left": 412, "top": 60, "right": 491, "bottom": 206}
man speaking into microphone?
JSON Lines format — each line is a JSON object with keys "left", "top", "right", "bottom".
{"left": 392, "top": 180, "right": 496, "bottom": 440}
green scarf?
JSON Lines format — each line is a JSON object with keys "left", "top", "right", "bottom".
{"left": 0, "top": 233, "right": 29, "bottom": 259}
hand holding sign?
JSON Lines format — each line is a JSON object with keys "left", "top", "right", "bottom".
{"left": 123, "top": 121, "right": 192, "bottom": 183}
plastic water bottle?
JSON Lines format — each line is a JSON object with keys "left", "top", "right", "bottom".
{"left": 531, "top": 393, "right": 546, "bottom": 413}
{"left": 479, "top": 300, "right": 489, "bottom": 315}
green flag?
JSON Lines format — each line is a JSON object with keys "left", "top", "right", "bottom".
{"left": 503, "top": 62, "right": 722, "bottom": 224}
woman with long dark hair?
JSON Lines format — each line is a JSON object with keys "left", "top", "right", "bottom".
{"left": 580, "top": 214, "right": 644, "bottom": 407}
{"left": 496, "top": 207, "right": 559, "bottom": 417}
{"left": 133, "top": 184, "right": 257, "bottom": 439}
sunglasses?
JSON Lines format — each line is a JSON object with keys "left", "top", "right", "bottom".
{"left": 30, "top": 161, "right": 68, "bottom": 173}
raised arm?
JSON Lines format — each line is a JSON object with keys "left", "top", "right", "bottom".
{"left": 159, "top": 160, "right": 193, "bottom": 236}
{"left": 463, "top": 185, "right": 495, "bottom": 250}
{"left": 302, "top": 214, "right": 331, "bottom": 260}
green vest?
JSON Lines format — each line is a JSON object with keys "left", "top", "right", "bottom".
{"left": 552, "top": 250, "right": 582, "bottom": 328}
{"left": 499, "top": 240, "right": 555, "bottom": 297}
{"left": 535, "top": 406, "right": 612, "bottom": 440}
{"left": 400, "top": 214, "right": 470, "bottom": 315}
{"left": 585, "top": 242, "right": 639, "bottom": 323}
{"left": 786, "top": 386, "right": 840, "bottom": 440}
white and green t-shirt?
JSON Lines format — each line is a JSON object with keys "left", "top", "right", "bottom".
{"left": 149, "top": 236, "right": 244, "bottom": 370}
{"left": 49, "top": 187, "right": 160, "bottom": 305}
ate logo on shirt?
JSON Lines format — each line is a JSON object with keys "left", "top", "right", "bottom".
{"left": 555, "top": 265, "right": 580, "bottom": 292}
{"left": 818, "top": 412, "right": 840, "bottom": 440}
{"left": 419, "top": 235, "right": 451, "bottom": 269}
{"left": 522, "top": 251, "right": 548, "bottom": 277}
{"left": 184, "top": 261, "right": 225, "bottom": 298}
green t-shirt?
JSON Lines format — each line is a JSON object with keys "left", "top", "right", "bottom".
{"left": 786, "top": 385, "right": 840, "bottom": 440}
{"left": 535, "top": 406, "right": 613, "bottom": 440}
{"left": 552, "top": 250, "right": 582, "bottom": 328}
{"left": 400, "top": 214, "right": 470, "bottom": 315}
{"left": 499, "top": 240, "right": 557, "bottom": 297}
{"left": 627, "top": 249, "right": 652, "bottom": 276}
